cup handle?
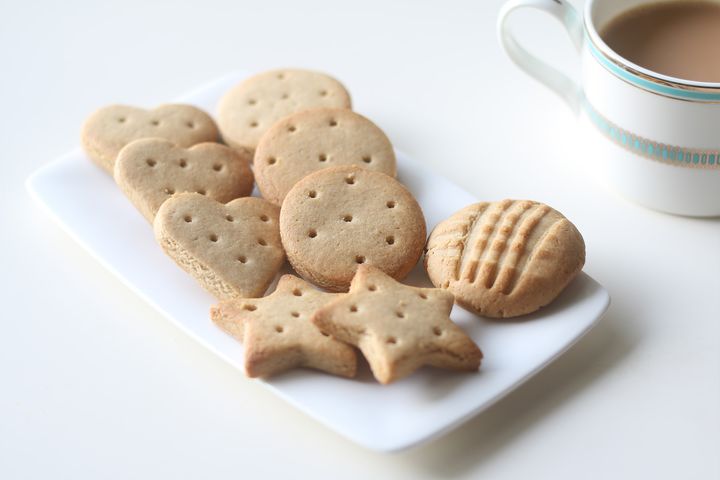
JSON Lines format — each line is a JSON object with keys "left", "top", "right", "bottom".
{"left": 497, "top": 0, "right": 584, "bottom": 114}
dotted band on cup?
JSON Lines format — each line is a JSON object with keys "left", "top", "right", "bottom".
{"left": 584, "top": 100, "right": 720, "bottom": 170}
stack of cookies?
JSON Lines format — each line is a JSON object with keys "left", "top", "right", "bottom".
{"left": 81, "top": 69, "right": 585, "bottom": 385}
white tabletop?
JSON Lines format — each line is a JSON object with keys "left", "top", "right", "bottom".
{"left": 2, "top": 0, "right": 718, "bottom": 478}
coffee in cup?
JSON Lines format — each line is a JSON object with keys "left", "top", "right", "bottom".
{"left": 601, "top": 1, "right": 720, "bottom": 83}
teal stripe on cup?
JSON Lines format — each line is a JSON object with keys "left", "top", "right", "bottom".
{"left": 582, "top": 99, "right": 720, "bottom": 170}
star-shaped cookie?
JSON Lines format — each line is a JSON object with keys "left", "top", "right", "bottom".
{"left": 312, "top": 265, "right": 482, "bottom": 384}
{"left": 210, "top": 275, "right": 357, "bottom": 379}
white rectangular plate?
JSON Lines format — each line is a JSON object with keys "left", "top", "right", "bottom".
{"left": 26, "top": 72, "right": 610, "bottom": 452}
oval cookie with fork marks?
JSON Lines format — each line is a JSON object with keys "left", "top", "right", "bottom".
{"left": 424, "top": 200, "right": 585, "bottom": 318}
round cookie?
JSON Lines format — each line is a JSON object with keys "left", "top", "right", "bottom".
{"left": 280, "top": 166, "right": 426, "bottom": 292}
{"left": 254, "top": 108, "right": 396, "bottom": 205}
{"left": 424, "top": 200, "right": 586, "bottom": 319}
{"left": 217, "top": 69, "right": 352, "bottom": 154}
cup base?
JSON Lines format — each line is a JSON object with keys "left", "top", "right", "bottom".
{"left": 580, "top": 114, "right": 720, "bottom": 217}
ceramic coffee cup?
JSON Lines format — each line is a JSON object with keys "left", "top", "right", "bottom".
{"left": 498, "top": 0, "right": 720, "bottom": 217}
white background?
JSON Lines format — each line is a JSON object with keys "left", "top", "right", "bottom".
{"left": 1, "top": 0, "right": 718, "bottom": 478}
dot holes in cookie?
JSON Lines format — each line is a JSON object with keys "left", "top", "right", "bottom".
{"left": 291, "top": 311, "right": 300, "bottom": 318}
{"left": 260, "top": 214, "right": 269, "bottom": 222}
{"left": 197, "top": 189, "right": 206, "bottom": 195}
{"left": 362, "top": 155, "right": 372, "bottom": 164}
{"left": 250, "top": 121, "right": 259, "bottom": 128}
{"left": 209, "top": 234, "right": 218, "bottom": 242}
{"left": 186, "top": 121, "right": 195, "bottom": 128}
{"left": 419, "top": 292, "right": 428, "bottom": 299}
{"left": 248, "top": 99, "right": 257, "bottom": 105}
{"left": 355, "top": 255, "right": 365, "bottom": 264}
{"left": 244, "top": 304, "right": 257, "bottom": 311}
{"left": 226, "top": 214, "right": 234, "bottom": 222}
{"left": 117, "top": 117, "right": 126, "bottom": 123}
{"left": 350, "top": 305, "right": 358, "bottom": 313}
{"left": 146, "top": 159, "right": 156, "bottom": 167}
{"left": 396, "top": 311, "right": 405, "bottom": 319}
{"left": 179, "top": 159, "right": 187, "bottom": 168}
{"left": 237, "top": 255, "right": 247, "bottom": 264}
{"left": 343, "top": 214, "right": 353, "bottom": 223}
{"left": 329, "top": 119, "right": 338, "bottom": 127}
{"left": 151, "top": 120, "right": 160, "bottom": 126}
{"left": 275, "top": 326, "right": 284, "bottom": 333}
{"left": 288, "top": 125, "right": 296, "bottom": 133}
{"left": 318, "top": 154, "right": 327, "bottom": 162}
{"left": 368, "top": 284, "right": 377, "bottom": 292}
{"left": 386, "top": 337, "right": 397, "bottom": 345}
{"left": 184, "top": 215, "right": 192, "bottom": 223}
{"left": 433, "top": 327, "right": 442, "bottom": 336}
{"left": 308, "top": 229, "right": 317, "bottom": 238}
{"left": 308, "top": 190, "right": 317, "bottom": 198}
{"left": 386, "top": 200, "right": 396, "bottom": 208}
{"left": 292, "top": 288, "right": 302, "bottom": 297}
{"left": 213, "top": 164, "right": 223, "bottom": 172}
{"left": 386, "top": 236, "right": 395, "bottom": 245}
{"left": 258, "top": 239, "right": 268, "bottom": 246}
{"left": 345, "top": 176, "right": 355, "bottom": 185}
{"left": 268, "top": 157, "right": 277, "bottom": 165}
{"left": 319, "top": 90, "right": 328, "bottom": 97}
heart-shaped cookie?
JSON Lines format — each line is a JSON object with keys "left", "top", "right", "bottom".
{"left": 114, "top": 139, "right": 254, "bottom": 222}
{"left": 81, "top": 104, "right": 219, "bottom": 173}
{"left": 154, "top": 193, "right": 285, "bottom": 299}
